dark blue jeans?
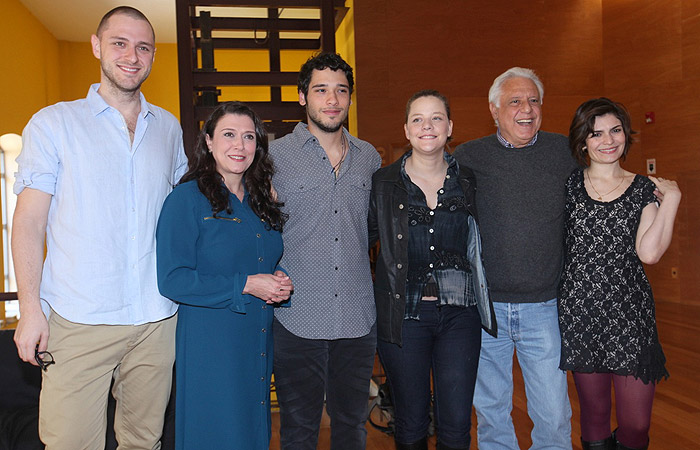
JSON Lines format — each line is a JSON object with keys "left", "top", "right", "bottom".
{"left": 272, "top": 318, "right": 377, "bottom": 450}
{"left": 377, "top": 302, "right": 481, "bottom": 448}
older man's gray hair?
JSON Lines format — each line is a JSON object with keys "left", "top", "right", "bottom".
{"left": 488, "top": 67, "right": 544, "bottom": 107}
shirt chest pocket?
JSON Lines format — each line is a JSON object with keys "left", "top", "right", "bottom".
{"left": 276, "top": 177, "right": 323, "bottom": 204}
{"left": 343, "top": 173, "right": 372, "bottom": 210}
{"left": 287, "top": 178, "right": 322, "bottom": 194}
{"left": 344, "top": 173, "right": 372, "bottom": 200}
{"left": 197, "top": 216, "right": 251, "bottom": 259}
{"left": 201, "top": 213, "right": 241, "bottom": 230}
{"left": 346, "top": 174, "right": 371, "bottom": 192}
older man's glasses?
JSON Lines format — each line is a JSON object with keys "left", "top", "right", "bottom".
{"left": 34, "top": 345, "right": 55, "bottom": 372}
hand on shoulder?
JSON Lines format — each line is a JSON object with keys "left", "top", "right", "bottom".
{"left": 648, "top": 176, "right": 681, "bottom": 204}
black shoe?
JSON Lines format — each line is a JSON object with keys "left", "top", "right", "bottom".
{"left": 613, "top": 429, "right": 649, "bottom": 450}
{"left": 581, "top": 435, "right": 615, "bottom": 450}
{"left": 436, "top": 442, "right": 469, "bottom": 450}
{"left": 395, "top": 436, "right": 428, "bottom": 450}
{"left": 615, "top": 441, "right": 649, "bottom": 450}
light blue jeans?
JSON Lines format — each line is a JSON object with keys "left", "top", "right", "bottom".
{"left": 474, "top": 298, "right": 572, "bottom": 450}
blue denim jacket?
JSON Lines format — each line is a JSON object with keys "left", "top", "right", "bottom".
{"left": 368, "top": 152, "right": 497, "bottom": 345}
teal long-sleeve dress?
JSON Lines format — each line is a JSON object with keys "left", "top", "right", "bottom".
{"left": 156, "top": 180, "right": 283, "bottom": 450}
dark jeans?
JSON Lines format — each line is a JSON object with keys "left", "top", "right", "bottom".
{"left": 377, "top": 302, "right": 481, "bottom": 448}
{"left": 273, "top": 318, "right": 377, "bottom": 450}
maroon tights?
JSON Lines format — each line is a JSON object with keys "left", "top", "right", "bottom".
{"left": 573, "top": 372, "right": 655, "bottom": 448}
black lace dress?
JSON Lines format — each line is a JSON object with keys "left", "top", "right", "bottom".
{"left": 558, "top": 169, "right": 669, "bottom": 384}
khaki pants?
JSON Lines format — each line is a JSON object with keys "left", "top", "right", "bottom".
{"left": 39, "top": 311, "right": 176, "bottom": 450}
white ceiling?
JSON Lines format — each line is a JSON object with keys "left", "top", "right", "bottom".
{"left": 19, "top": 1, "right": 321, "bottom": 43}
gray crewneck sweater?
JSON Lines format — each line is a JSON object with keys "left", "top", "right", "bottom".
{"left": 453, "top": 131, "right": 578, "bottom": 303}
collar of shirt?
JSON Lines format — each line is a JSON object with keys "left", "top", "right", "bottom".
{"left": 290, "top": 121, "right": 368, "bottom": 155}
{"left": 87, "top": 83, "right": 154, "bottom": 121}
{"left": 399, "top": 149, "right": 460, "bottom": 182}
{"left": 496, "top": 129, "right": 539, "bottom": 148}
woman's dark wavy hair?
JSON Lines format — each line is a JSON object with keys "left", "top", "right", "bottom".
{"left": 569, "top": 97, "right": 637, "bottom": 166}
{"left": 180, "top": 101, "right": 286, "bottom": 231}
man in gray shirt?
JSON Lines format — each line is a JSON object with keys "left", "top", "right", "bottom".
{"left": 270, "top": 53, "right": 381, "bottom": 450}
{"left": 453, "top": 67, "right": 578, "bottom": 450}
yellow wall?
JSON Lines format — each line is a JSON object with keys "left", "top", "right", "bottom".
{"left": 0, "top": 0, "right": 61, "bottom": 136}
{"left": 144, "top": 43, "right": 182, "bottom": 118}
{"left": 0, "top": 0, "right": 62, "bottom": 295}
{"left": 208, "top": 49, "right": 310, "bottom": 104}
{"left": 57, "top": 42, "right": 99, "bottom": 102}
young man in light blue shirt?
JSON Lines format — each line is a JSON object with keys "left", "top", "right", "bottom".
{"left": 12, "top": 7, "right": 186, "bottom": 449}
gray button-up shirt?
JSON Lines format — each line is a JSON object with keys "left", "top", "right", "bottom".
{"left": 270, "top": 122, "right": 381, "bottom": 339}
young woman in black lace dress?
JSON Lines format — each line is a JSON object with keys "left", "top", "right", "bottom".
{"left": 559, "top": 98, "right": 681, "bottom": 450}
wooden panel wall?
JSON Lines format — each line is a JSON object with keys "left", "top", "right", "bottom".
{"left": 602, "top": 0, "right": 700, "bottom": 305}
{"left": 353, "top": 0, "right": 604, "bottom": 159}
{"left": 353, "top": 0, "right": 699, "bottom": 304}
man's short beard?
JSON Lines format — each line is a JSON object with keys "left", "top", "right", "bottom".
{"left": 310, "top": 116, "right": 343, "bottom": 133}
{"left": 307, "top": 105, "right": 346, "bottom": 133}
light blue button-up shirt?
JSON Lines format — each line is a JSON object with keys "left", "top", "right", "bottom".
{"left": 14, "top": 84, "right": 188, "bottom": 325}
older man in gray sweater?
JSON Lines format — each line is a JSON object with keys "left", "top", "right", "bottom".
{"left": 454, "top": 67, "right": 578, "bottom": 450}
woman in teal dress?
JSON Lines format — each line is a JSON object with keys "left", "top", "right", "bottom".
{"left": 156, "top": 102, "right": 292, "bottom": 450}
